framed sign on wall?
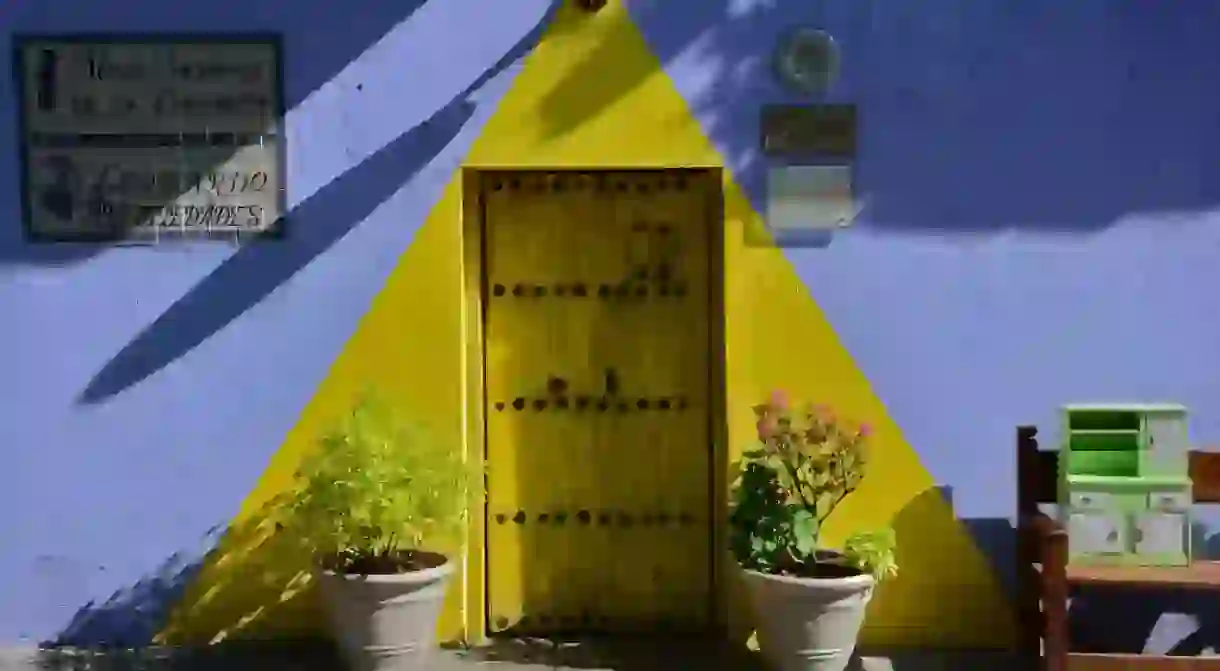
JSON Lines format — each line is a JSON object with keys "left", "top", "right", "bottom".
{"left": 13, "top": 34, "right": 286, "bottom": 242}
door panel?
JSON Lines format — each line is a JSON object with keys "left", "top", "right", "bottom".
{"left": 1067, "top": 511, "right": 1125, "bottom": 556}
{"left": 1134, "top": 512, "right": 1189, "bottom": 563}
{"left": 482, "top": 170, "right": 716, "bottom": 635}
{"left": 1144, "top": 413, "right": 1188, "bottom": 477}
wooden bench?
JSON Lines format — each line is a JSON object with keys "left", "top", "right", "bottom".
{"left": 1017, "top": 425, "right": 1220, "bottom": 670}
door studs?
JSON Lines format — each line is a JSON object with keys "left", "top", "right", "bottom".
{"left": 604, "top": 368, "right": 620, "bottom": 395}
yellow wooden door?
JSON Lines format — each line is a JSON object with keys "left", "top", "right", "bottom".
{"left": 482, "top": 170, "right": 716, "bottom": 636}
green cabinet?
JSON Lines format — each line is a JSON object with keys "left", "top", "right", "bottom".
{"left": 1059, "top": 404, "right": 1193, "bottom": 567}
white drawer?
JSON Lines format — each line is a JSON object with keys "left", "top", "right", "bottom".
{"left": 1148, "top": 490, "right": 1191, "bottom": 511}
{"left": 1069, "top": 491, "right": 1115, "bottom": 509}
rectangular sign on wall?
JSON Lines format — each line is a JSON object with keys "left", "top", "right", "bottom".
{"left": 761, "top": 163, "right": 861, "bottom": 248}
{"left": 14, "top": 36, "right": 285, "bottom": 242}
{"left": 760, "top": 104, "right": 856, "bottom": 159}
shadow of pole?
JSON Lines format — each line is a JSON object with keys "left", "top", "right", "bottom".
{"left": 78, "top": 2, "right": 560, "bottom": 404}
{"left": 78, "top": 95, "right": 477, "bottom": 403}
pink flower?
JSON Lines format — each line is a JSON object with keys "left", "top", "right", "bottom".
{"left": 769, "top": 390, "right": 790, "bottom": 410}
{"left": 756, "top": 416, "right": 778, "bottom": 440}
{"left": 858, "top": 423, "right": 872, "bottom": 437}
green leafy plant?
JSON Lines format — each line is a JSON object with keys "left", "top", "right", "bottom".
{"left": 728, "top": 391, "right": 897, "bottom": 581}
{"left": 278, "top": 392, "right": 468, "bottom": 575}
{"left": 843, "top": 529, "right": 898, "bottom": 581}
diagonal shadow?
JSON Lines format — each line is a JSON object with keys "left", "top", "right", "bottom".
{"left": 78, "top": 8, "right": 557, "bottom": 404}
{"left": 47, "top": 553, "right": 205, "bottom": 649}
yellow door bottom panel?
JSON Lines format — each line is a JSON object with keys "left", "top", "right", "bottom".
{"left": 482, "top": 169, "right": 717, "bottom": 636}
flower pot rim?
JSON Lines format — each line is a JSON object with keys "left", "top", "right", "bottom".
{"left": 741, "top": 567, "right": 875, "bottom": 588}
{"left": 320, "top": 554, "right": 454, "bottom": 583}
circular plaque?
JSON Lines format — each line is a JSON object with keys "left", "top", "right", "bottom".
{"left": 773, "top": 28, "right": 840, "bottom": 95}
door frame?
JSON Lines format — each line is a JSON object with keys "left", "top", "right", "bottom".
{"left": 459, "top": 167, "right": 728, "bottom": 643}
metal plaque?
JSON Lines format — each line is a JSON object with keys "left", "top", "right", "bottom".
{"left": 760, "top": 104, "right": 856, "bottom": 159}
{"left": 15, "top": 36, "right": 285, "bottom": 242}
{"left": 766, "top": 164, "right": 860, "bottom": 234}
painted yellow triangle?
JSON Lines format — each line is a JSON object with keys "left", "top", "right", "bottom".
{"left": 468, "top": 0, "right": 1015, "bottom": 647}
{"left": 155, "top": 177, "right": 472, "bottom": 643}
{"left": 159, "top": 0, "right": 1014, "bottom": 648}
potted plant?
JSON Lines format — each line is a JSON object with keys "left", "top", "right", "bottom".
{"left": 278, "top": 394, "right": 468, "bottom": 671}
{"left": 729, "top": 391, "right": 898, "bottom": 671}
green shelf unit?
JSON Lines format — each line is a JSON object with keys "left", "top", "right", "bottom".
{"left": 1057, "top": 403, "right": 1193, "bottom": 567}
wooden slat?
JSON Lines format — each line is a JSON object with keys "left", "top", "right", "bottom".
{"left": 1064, "top": 561, "right": 1220, "bottom": 589}
{"left": 1191, "top": 451, "right": 1220, "bottom": 502}
{"left": 1068, "top": 652, "right": 1220, "bottom": 670}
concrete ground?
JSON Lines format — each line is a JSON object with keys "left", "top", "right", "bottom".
{"left": 436, "top": 637, "right": 766, "bottom": 670}
{"left": 1, "top": 638, "right": 1019, "bottom": 671}
{"left": 435, "top": 638, "right": 1017, "bottom": 671}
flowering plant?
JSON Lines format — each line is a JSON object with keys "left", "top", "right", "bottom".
{"left": 728, "top": 391, "right": 898, "bottom": 581}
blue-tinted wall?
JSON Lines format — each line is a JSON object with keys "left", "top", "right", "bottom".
{"left": 3, "top": 0, "right": 1220, "bottom": 654}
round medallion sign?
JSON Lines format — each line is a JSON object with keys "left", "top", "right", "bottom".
{"left": 773, "top": 28, "right": 840, "bottom": 95}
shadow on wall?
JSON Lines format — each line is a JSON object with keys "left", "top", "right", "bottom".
{"left": 78, "top": 96, "right": 474, "bottom": 403}
{"left": 74, "top": 1, "right": 558, "bottom": 404}
{"left": 553, "top": 0, "right": 1220, "bottom": 232}
{"left": 856, "top": 487, "right": 1017, "bottom": 648}
{"left": 45, "top": 501, "right": 325, "bottom": 649}
{"left": 46, "top": 553, "right": 205, "bottom": 649}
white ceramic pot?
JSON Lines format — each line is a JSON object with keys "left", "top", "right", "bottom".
{"left": 742, "top": 568, "right": 875, "bottom": 671}
{"left": 317, "top": 557, "right": 454, "bottom": 671}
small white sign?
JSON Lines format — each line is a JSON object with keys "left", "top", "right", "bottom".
{"left": 17, "top": 38, "right": 284, "bottom": 240}
{"left": 765, "top": 164, "right": 862, "bottom": 234}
